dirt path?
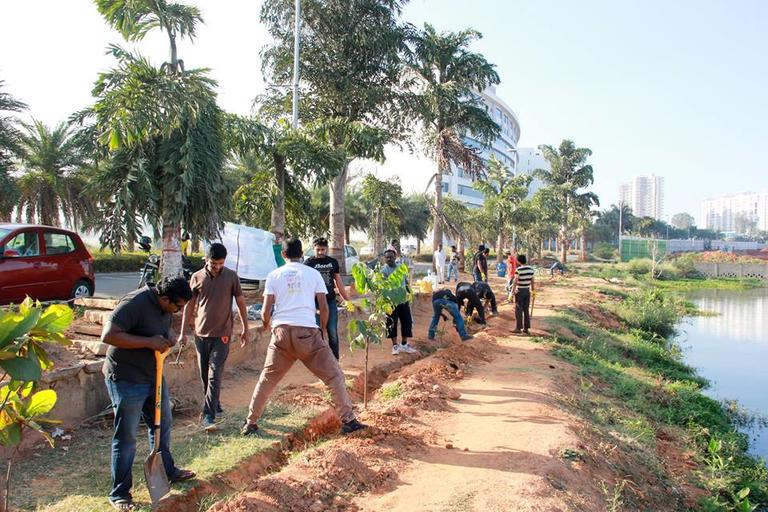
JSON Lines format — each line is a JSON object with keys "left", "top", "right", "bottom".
{"left": 353, "top": 333, "right": 599, "bottom": 512}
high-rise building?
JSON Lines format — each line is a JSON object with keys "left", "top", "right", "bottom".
{"left": 442, "top": 85, "right": 521, "bottom": 207}
{"left": 700, "top": 192, "right": 768, "bottom": 233}
{"left": 619, "top": 174, "right": 664, "bottom": 219}
{"left": 514, "top": 147, "right": 546, "bottom": 197}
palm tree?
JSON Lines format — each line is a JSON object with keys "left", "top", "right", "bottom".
{"left": 0, "top": 81, "right": 26, "bottom": 221}
{"left": 81, "top": 1, "right": 229, "bottom": 276}
{"left": 15, "top": 121, "right": 95, "bottom": 229}
{"left": 404, "top": 23, "right": 500, "bottom": 252}
{"left": 535, "top": 140, "right": 599, "bottom": 264}
{"left": 474, "top": 157, "right": 531, "bottom": 262}
{"left": 361, "top": 174, "right": 403, "bottom": 255}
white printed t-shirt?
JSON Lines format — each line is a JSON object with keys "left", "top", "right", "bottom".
{"left": 264, "top": 262, "right": 327, "bottom": 328}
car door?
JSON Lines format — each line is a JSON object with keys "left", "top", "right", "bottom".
{"left": 0, "top": 229, "right": 47, "bottom": 303}
{"left": 344, "top": 245, "right": 359, "bottom": 272}
{"left": 42, "top": 230, "right": 80, "bottom": 299}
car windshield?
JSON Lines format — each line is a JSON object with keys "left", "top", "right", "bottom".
{"left": 0, "top": 228, "right": 10, "bottom": 240}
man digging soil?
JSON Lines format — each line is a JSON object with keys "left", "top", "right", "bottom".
{"left": 241, "top": 238, "right": 367, "bottom": 436}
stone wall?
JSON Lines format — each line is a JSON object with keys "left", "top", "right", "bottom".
{"left": 694, "top": 262, "right": 768, "bottom": 280}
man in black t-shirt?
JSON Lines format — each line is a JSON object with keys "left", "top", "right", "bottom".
{"left": 456, "top": 281, "right": 487, "bottom": 324}
{"left": 304, "top": 237, "right": 351, "bottom": 359}
{"left": 101, "top": 276, "right": 195, "bottom": 510}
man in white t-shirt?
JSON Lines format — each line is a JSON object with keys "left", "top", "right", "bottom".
{"left": 434, "top": 243, "right": 446, "bottom": 284}
{"left": 242, "top": 238, "right": 366, "bottom": 436}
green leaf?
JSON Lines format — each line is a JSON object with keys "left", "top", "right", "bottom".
{"left": 23, "top": 389, "right": 57, "bottom": 418}
{"left": 26, "top": 419, "right": 55, "bottom": 447}
{"left": 29, "top": 342, "right": 55, "bottom": 371}
{"left": 0, "top": 353, "right": 42, "bottom": 381}
{"left": 0, "top": 423, "right": 21, "bottom": 447}
{"left": 35, "top": 304, "right": 74, "bottom": 334}
{"left": 0, "top": 307, "right": 42, "bottom": 350}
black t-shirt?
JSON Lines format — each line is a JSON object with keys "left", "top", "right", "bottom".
{"left": 432, "top": 289, "right": 459, "bottom": 304}
{"left": 471, "top": 281, "right": 494, "bottom": 300}
{"left": 456, "top": 282, "right": 484, "bottom": 314}
{"left": 304, "top": 256, "right": 340, "bottom": 300}
{"left": 102, "top": 286, "right": 172, "bottom": 384}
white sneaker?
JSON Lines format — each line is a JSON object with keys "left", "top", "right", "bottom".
{"left": 400, "top": 343, "right": 418, "bottom": 354}
{"left": 391, "top": 345, "right": 401, "bottom": 355}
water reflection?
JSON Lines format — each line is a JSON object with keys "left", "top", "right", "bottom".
{"left": 679, "top": 288, "right": 768, "bottom": 461}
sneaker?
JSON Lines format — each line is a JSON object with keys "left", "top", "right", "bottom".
{"left": 201, "top": 416, "right": 219, "bottom": 432}
{"left": 240, "top": 421, "right": 260, "bottom": 436}
{"left": 400, "top": 343, "right": 418, "bottom": 354}
{"left": 523, "top": 329, "right": 530, "bottom": 335}
{"left": 511, "top": 329, "right": 522, "bottom": 334}
{"left": 341, "top": 419, "right": 368, "bottom": 435}
{"left": 391, "top": 345, "right": 401, "bottom": 355}
{"left": 216, "top": 405, "right": 226, "bottom": 417}
{"left": 460, "top": 334, "right": 474, "bottom": 342}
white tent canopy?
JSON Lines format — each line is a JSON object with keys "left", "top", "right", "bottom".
{"left": 206, "top": 222, "right": 277, "bottom": 280}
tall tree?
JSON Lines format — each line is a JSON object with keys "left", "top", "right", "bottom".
{"left": 0, "top": 81, "right": 26, "bottom": 221}
{"left": 670, "top": 212, "right": 695, "bottom": 231}
{"left": 260, "top": 0, "right": 407, "bottom": 271}
{"left": 309, "top": 185, "right": 368, "bottom": 243}
{"left": 536, "top": 140, "right": 599, "bottom": 263}
{"left": 397, "top": 193, "right": 430, "bottom": 248}
{"left": 16, "top": 121, "right": 95, "bottom": 229}
{"left": 82, "top": 1, "right": 229, "bottom": 276}
{"left": 404, "top": 23, "right": 500, "bottom": 251}
{"left": 361, "top": 174, "right": 402, "bottom": 255}
{"left": 474, "top": 157, "right": 531, "bottom": 262}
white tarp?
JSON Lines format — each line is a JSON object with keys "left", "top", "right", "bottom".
{"left": 206, "top": 222, "right": 277, "bottom": 280}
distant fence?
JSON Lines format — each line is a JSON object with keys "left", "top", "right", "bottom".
{"left": 694, "top": 262, "right": 768, "bottom": 280}
{"left": 620, "top": 237, "right": 667, "bottom": 262}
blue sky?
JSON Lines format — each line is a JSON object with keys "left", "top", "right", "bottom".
{"left": 1, "top": 0, "right": 766, "bottom": 219}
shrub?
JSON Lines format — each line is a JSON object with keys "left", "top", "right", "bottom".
{"left": 592, "top": 242, "right": 617, "bottom": 260}
{"left": 624, "top": 258, "right": 653, "bottom": 276}
{"left": 672, "top": 253, "right": 703, "bottom": 278}
{"left": 656, "top": 262, "right": 682, "bottom": 280}
{"left": 613, "top": 289, "right": 684, "bottom": 338}
{"left": 92, "top": 252, "right": 204, "bottom": 273}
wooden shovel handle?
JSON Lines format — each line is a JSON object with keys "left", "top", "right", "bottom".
{"left": 153, "top": 349, "right": 170, "bottom": 428}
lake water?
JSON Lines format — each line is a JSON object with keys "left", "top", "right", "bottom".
{"left": 676, "top": 287, "right": 768, "bottom": 461}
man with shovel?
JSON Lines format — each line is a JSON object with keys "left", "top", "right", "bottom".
{"left": 178, "top": 242, "right": 250, "bottom": 431}
{"left": 101, "top": 276, "right": 196, "bottom": 511}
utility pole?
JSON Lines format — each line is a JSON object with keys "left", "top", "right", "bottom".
{"left": 291, "top": 0, "right": 301, "bottom": 129}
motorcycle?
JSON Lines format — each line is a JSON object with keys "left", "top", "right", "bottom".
{"left": 137, "top": 236, "right": 198, "bottom": 288}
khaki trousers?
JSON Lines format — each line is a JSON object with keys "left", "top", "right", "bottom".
{"left": 246, "top": 325, "right": 355, "bottom": 424}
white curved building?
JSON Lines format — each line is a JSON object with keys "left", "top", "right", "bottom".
{"left": 443, "top": 85, "right": 521, "bottom": 207}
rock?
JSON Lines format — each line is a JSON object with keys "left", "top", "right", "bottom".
{"left": 72, "top": 339, "right": 109, "bottom": 356}
{"left": 310, "top": 500, "right": 324, "bottom": 512}
{"left": 74, "top": 297, "right": 118, "bottom": 310}
{"left": 42, "top": 363, "right": 85, "bottom": 383}
{"left": 83, "top": 360, "right": 104, "bottom": 374}
{"left": 445, "top": 443, "right": 453, "bottom": 449}
{"left": 83, "top": 310, "right": 111, "bottom": 325}
{"left": 463, "top": 447, "right": 469, "bottom": 452}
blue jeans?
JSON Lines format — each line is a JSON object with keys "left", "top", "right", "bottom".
{"left": 447, "top": 263, "right": 459, "bottom": 282}
{"left": 428, "top": 299, "right": 468, "bottom": 339}
{"left": 316, "top": 298, "right": 340, "bottom": 359}
{"left": 105, "top": 378, "right": 178, "bottom": 503}
{"left": 473, "top": 269, "right": 486, "bottom": 282}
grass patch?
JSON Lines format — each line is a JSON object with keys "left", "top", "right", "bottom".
{"left": 542, "top": 291, "right": 768, "bottom": 509}
{"left": 13, "top": 403, "right": 317, "bottom": 512}
{"left": 377, "top": 381, "right": 404, "bottom": 401}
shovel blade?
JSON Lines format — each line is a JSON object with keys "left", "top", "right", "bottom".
{"left": 144, "top": 451, "right": 171, "bottom": 505}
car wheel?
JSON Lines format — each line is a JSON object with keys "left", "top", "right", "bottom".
{"left": 71, "top": 280, "right": 93, "bottom": 300}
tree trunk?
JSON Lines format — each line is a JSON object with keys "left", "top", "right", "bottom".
{"left": 270, "top": 154, "right": 287, "bottom": 245}
{"left": 372, "top": 209, "right": 385, "bottom": 256}
{"left": 330, "top": 162, "right": 349, "bottom": 273}
{"left": 191, "top": 234, "right": 200, "bottom": 254}
{"left": 580, "top": 231, "right": 587, "bottom": 262}
{"left": 432, "top": 166, "right": 443, "bottom": 252}
{"left": 416, "top": 238, "right": 421, "bottom": 256}
{"left": 345, "top": 225, "right": 351, "bottom": 245}
{"left": 496, "top": 224, "right": 504, "bottom": 265}
{"left": 560, "top": 234, "right": 568, "bottom": 264}
{"left": 457, "top": 237, "right": 465, "bottom": 271}
{"left": 160, "top": 222, "right": 182, "bottom": 278}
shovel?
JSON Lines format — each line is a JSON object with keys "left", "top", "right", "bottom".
{"left": 144, "top": 348, "right": 171, "bottom": 506}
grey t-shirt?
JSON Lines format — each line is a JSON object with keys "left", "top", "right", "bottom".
{"left": 102, "top": 286, "right": 172, "bottom": 384}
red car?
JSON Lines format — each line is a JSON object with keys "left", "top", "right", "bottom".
{"left": 0, "top": 224, "right": 95, "bottom": 305}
